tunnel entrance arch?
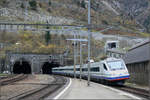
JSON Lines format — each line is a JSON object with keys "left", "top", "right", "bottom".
{"left": 13, "top": 60, "right": 31, "bottom": 74}
{"left": 42, "top": 62, "right": 60, "bottom": 74}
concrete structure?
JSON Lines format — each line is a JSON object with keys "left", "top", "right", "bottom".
{"left": 104, "top": 40, "right": 119, "bottom": 53}
{"left": 104, "top": 40, "right": 125, "bottom": 59}
{"left": 123, "top": 40, "right": 150, "bottom": 85}
{"left": 51, "top": 79, "right": 141, "bottom": 99}
{"left": 106, "top": 49, "right": 125, "bottom": 58}
{"left": 5, "top": 52, "right": 62, "bottom": 74}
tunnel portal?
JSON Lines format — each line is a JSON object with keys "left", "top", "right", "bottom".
{"left": 42, "top": 62, "right": 60, "bottom": 74}
{"left": 13, "top": 60, "right": 31, "bottom": 74}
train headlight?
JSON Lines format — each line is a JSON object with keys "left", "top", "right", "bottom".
{"left": 124, "top": 72, "right": 128, "bottom": 75}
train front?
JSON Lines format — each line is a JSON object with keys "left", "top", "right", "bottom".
{"left": 105, "top": 58, "right": 130, "bottom": 85}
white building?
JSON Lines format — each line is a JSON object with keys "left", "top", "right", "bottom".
{"left": 104, "top": 40, "right": 119, "bottom": 52}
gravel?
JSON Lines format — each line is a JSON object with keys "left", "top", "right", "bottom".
{"left": 0, "top": 74, "right": 54, "bottom": 100}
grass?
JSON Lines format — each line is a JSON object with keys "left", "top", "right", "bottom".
{"left": 0, "top": 73, "right": 8, "bottom": 76}
{"left": 140, "top": 32, "right": 150, "bottom": 37}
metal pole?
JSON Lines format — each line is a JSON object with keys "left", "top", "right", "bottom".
{"left": 32, "top": 58, "right": 33, "bottom": 74}
{"left": 149, "top": 60, "right": 150, "bottom": 99}
{"left": 25, "top": 0, "right": 28, "bottom": 21}
{"left": 87, "top": 0, "right": 91, "bottom": 86}
{"left": 149, "top": 38, "right": 150, "bottom": 99}
{"left": 32, "top": 57, "right": 35, "bottom": 75}
{"left": 74, "top": 33, "right": 76, "bottom": 78}
{"left": 80, "top": 41, "right": 83, "bottom": 81}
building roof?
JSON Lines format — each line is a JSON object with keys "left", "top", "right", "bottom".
{"left": 123, "top": 40, "right": 150, "bottom": 64}
{"left": 129, "top": 39, "right": 150, "bottom": 51}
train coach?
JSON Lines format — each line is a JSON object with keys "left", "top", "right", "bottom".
{"left": 52, "top": 57, "right": 130, "bottom": 85}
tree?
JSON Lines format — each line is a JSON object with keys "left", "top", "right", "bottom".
{"left": 49, "top": 0, "right": 52, "bottom": 6}
{"left": 102, "top": 20, "right": 108, "bottom": 25}
{"left": 29, "top": 0, "right": 37, "bottom": 10}
{"left": 45, "top": 23, "right": 51, "bottom": 46}
{"left": 21, "top": 3, "right": 25, "bottom": 9}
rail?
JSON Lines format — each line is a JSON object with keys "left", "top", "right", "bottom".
{"left": 8, "top": 75, "right": 67, "bottom": 100}
{"left": 0, "top": 74, "right": 28, "bottom": 86}
{"left": 113, "top": 85, "right": 149, "bottom": 99}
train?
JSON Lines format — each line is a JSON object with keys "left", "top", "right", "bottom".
{"left": 52, "top": 57, "right": 130, "bottom": 85}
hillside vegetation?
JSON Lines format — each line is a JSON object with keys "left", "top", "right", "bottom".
{"left": 1, "top": 0, "right": 149, "bottom": 65}
{"left": 0, "top": 30, "right": 104, "bottom": 64}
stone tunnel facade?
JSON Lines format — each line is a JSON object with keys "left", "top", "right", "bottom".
{"left": 6, "top": 53, "right": 63, "bottom": 74}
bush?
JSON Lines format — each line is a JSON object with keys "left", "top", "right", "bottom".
{"left": 20, "top": 3, "right": 25, "bottom": 9}
{"left": 0, "top": 0, "right": 8, "bottom": 7}
{"left": 47, "top": 8, "right": 51, "bottom": 13}
{"left": 29, "top": 0, "right": 37, "bottom": 10}
{"left": 49, "top": 0, "right": 52, "bottom": 6}
{"left": 102, "top": 20, "right": 109, "bottom": 25}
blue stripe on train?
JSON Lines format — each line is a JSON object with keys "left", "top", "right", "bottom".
{"left": 90, "top": 74, "right": 129, "bottom": 81}
{"left": 53, "top": 71, "right": 129, "bottom": 81}
{"left": 104, "top": 75, "right": 130, "bottom": 80}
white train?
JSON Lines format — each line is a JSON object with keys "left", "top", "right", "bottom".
{"left": 52, "top": 57, "right": 130, "bottom": 85}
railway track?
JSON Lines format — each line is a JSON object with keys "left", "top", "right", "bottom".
{"left": 0, "top": 74, "right": 28, "bottom": 86}
{"left": 0, "top": 74, "right": 15, "bottom": 80}
{"left": 8, "top": 75, "right": 67, "bottom": 100}
{"left": 114, "top": 85, "right": 149, "bottom": 99}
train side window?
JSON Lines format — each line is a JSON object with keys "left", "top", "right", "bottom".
{"left": 91, "top": 67, "right": 99, "bottom": 72}
{"left": 82, "top": 68, "right": 84, "bottom": 72}
{"left": 76, "top": 68, "right": 80, "bottom": 71}
{"left": 103, "top": 64, "right": 108, "bottom": 71}
{"left": 82, "top": 68, "right": 88, "bottom": 72}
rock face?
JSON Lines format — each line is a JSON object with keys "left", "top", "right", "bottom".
{"left": 91, "top": 0, "right": 150, "bottom": 32}
{"left": 0, "top": 0, "right": 150, "bottom": 32}
{"left": 0, "top": 0, "right": 75, "bottom": 24}
{"left": 107, "top": 0, "right": 150, "bottom": 32}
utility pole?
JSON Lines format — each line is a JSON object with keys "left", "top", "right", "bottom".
{"left": 149, "top": 60, "right": 150, "bottom": 99}
{"left": 66, "top": 38, "right": 87, "bottom": 79}
{"left": 87, "top": 0, "right": 91, "bottom": 86}
{"left": 80, "top": 40, "right": 82, "bottom": 81}
{"left": 73, "top": 33, "right": 77, "bottom": 78}
{"left": 25, "top": 0, "right": 28, "bottom": 21}
{"left": 80, "top": 42, "right": 86, "bottom": 81}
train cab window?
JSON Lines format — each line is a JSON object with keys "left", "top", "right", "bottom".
{"left": 103, "top": 64, "right": 108, "bottom": 71}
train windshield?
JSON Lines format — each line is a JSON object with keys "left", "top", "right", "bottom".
{"left": 107, "top": 60, "right": 125, "bottom": 71}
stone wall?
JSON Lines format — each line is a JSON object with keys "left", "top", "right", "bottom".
{"left": 6, "top": 53, "right": 61, "bottom": 74}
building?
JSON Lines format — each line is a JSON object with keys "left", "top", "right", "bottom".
{"left": 123, "top": 40, "right": 150, "bottom": 85}
{"left": 104, "top": 40, "right": 125, "bottom": 59}
{"left": 106, "top": 49, "right": 125, "bottom": 58}
{"left": 104, "top": 40, "right": 119, "bottom": 53}
{"left": 0, "top": 43, "right": 4, "bottom": 49}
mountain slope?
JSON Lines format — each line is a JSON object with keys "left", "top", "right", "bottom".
{"left": 0, "top": 0, "right": 150, "bottom": 36}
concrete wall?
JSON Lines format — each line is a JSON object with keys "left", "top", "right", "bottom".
{"left": 6, "top": 53, "right": 61, "bottom": 74}
{"left": 126, "top": 61, "right": 149, "bottom": 86}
